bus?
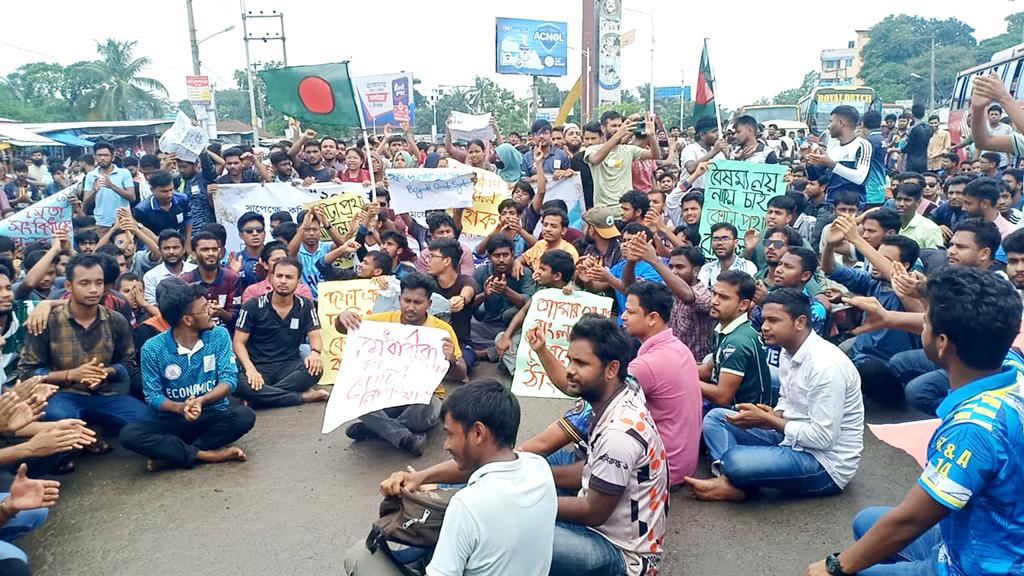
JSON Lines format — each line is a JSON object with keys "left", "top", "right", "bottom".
{"left": 735, "top": 104, "right": 808, "bottom": 134}
{"left": 797, "top": 85, "right": 881, "bottom": 136}
{"left": 948, "top": 44, "right": 1024, "bottom": 148}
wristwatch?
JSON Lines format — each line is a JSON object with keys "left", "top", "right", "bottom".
{"left": 826, "top": 553, "right": 854, "bottom": 576}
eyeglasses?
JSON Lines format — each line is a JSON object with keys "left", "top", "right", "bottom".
{"left": 924, "top": 182, "right": 939, "bottom": 188}
{"left": 711, "top": 236, "right": 734, "bottom": 243}
{"left": 242, "top": 227, "right": 265, "bottom": 234}
{"left": 764, "top": 239, "right": 786, "bottom": 249}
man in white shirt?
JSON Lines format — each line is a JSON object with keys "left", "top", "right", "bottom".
{"left": 680, "top": 117, "right": 728, "bottom": 189}
{"left": 344, "top": 379, "right": 557, "bottom": 576}
{"left": 684, "top": 288, "right": 864, "bottom": 501}
{"left": 697, "top": 222, "right": 758, "bottom": 290}
{"left": 143, "top": 230, "right": 197, "bottom": 304}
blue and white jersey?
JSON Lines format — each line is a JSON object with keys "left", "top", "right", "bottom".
{"left": 140, "top": 325, "right": 237, "bottom": 412}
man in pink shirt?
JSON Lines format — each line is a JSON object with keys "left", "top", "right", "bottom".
{"left": 241, "top": 242, "right": 314, "bottom": 303}
{"left": 621, "top": 281, "right": 703, "bottom": 488}
{"left": 962, "top": 176, "right": 1017, "bottom": 239}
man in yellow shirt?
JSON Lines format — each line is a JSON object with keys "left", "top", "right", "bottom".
{"left": 926, "top": 115, "right": 951, "bottom": 171}
{"left": 513, "top": 207, "right": 579, "bottom": 279}
{"left": 335, "top": 272, "right": 468, "bottom": 456}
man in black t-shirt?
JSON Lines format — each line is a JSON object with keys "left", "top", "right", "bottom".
{"left": 426, "top": 238, "right": 477, "bottom": 367}
{"left": 232, "top": 257, "right": 330, "bottom": 408}
{"left": 902, "top": 103, "right": 932, "bottom": 173}
{"left": 288, "top": 129, "right": 336, "bottom": 184}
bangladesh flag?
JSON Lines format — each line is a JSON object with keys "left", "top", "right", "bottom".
{"left": 259, "top": 62, "right": 360, "bottom": 127}
{"left": 693, "top": 40, "right": 717, "bottom": 122}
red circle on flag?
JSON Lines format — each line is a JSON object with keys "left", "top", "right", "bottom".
{"left": 298, "top": 76, "right": 334, "bottom": 115}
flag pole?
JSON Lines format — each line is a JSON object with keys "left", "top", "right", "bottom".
{"left": 704, "top": 38, "right": 723, "bottom": 135}
{"left": 349, "top": 61, "right": 377, "bottom": 203}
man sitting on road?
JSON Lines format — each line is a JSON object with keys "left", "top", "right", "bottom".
{"left": 698, "top": 223, "right": 758, "bottom": 290}
{"left": 343, "top": 379, "right": 557, "bottom": 576}
{"left": 233, "top": 257, "right": 329, "bottom": 409}
{"left": 686, "top": 288, "right": 864, "bottom": 501}
{"left": 471, "top": 236, "right": 536, "bottom": 363}
{"left": 336, "top": 272, "right": 468, "bottom": 457}
{"left": 143, "top": 230, "right": 197, "bottom": 304}
{"left": 181, "top": 232, "right": 240, "bottom": 331}
{"left": 240, "top": 241, "right": 314, "bottom": 303}
{"left": 119, "top": 278, "right": 255, "bottom": 471}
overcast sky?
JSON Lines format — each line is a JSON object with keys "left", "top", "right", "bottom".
{"left": 1, "top": 1, "right": 1019, "bottom": 111}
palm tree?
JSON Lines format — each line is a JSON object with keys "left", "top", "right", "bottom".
{"left": 76, "top": 39, "right": 168, "bottom": 120}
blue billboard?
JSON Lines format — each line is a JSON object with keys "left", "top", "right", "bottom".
{"left": 496, "top": 18, "right": 568, "bottom": 77}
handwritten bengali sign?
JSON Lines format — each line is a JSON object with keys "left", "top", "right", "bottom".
{"left": 511, "top": 289, "right": 614, "bottom": 399}
{"left": 697, "top": 159, "right": 788, "bottom": 258}
{"left": 213, "top": 181, "right": 365, "bottom": 255}
{"left": 316, "top": 279, "right": 383, "bottom": 386}
{"left": 302, "top": 193, "right": 366, "bottom": 241}
{"left": 386, "top": 167, "right": 475, "bottom": 214}
{"left": 448, "top": 159, "right": 511, "bottom": 239}
{"left": 447, "top": 111, "right": 496, "bottom": 143}
{"left": 159, "top": 110, "right": 209, "bottom": 163}
{"left": 321, "top": 320, "right": 450, "bottom": 434}
{"left": 0, "top": 187, "right": 74, "bottom": 248}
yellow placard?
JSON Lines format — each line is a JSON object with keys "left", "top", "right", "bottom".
{"left": 303, "top": 193, "right": 366, "bottom": 241}
{"left": 316, "top": 279, "right": 381, "bottom": 385}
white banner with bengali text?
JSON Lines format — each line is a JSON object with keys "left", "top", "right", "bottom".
{"left": 0, "top": 187, "right": 74, "bottom": 247}
{"left": 385, "top": 167, "right": 475, "bottom": 214}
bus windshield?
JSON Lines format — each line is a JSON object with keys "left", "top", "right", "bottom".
{"left": 740, "top": 106, "right": 800, "bottom": 124}
{"left": 807, "top": 90, "right": 876, "bottom": 134}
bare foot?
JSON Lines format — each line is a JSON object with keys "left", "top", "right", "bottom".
{"left": 195, "top": 446, "right": 247, "bottom": 464}
{"left": 145, "top": 459, "right": 170, "bottom": 473}
{"left": 682, "top": 475, "right": 747, "bottom": 502}
{"left": 302, "top": 388, "right": 330, "bottom": 403}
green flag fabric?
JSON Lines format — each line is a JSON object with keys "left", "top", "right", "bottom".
{"left": 259, "top": 62, "right": 361, "bottom": 128}
{"left": 693, "top": 41, "right": 717, "bottom": 122}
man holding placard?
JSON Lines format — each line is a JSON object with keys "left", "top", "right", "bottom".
{"left": 335, "top": 272, "right": 467, "bottom": 457}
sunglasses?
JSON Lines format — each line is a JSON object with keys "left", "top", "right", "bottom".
{"left": 764, "top": 239, "right": 786, "bottom": 249}
{"left": 242, "top": 227, "right": 265, "bottom": 234}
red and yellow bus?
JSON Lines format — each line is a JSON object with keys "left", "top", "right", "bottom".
{"left": 948, "top": 44, "right": 1024, "bottom": 148}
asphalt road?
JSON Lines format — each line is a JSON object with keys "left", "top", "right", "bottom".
{"left": 21, "top": 364, "right": 924, "bottom": 576}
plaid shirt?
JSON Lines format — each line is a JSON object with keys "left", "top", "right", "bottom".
{"left": 17, "top": 303, "right": 136, "bottom": 395}
{"left": 670, "top": 281, "right": 716, "bottom": 362}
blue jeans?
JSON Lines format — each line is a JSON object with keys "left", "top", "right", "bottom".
{"left": 44, "top": 392, "right": 156, "bottom": 428}
{"left": 852, "top": 506, "right": 941, "bottom": 576}
{"left": 889, "top": 350, "right": 949, "bottom": 415}
{"left": 702, "top": 408, "right": 843, "bottom": 496}
{"left": 549, "top": 522, "right": 626, "bottom": 576}
{"left": 0, "top": 495, "right": 48, "bottom": 562}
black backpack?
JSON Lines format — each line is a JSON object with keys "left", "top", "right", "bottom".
{"left": 365, "top": 487, "right": 458, "bottom": 576}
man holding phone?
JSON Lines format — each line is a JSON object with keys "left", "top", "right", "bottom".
{"left": 585, "top": 110, "right": 661, "bottom": 226}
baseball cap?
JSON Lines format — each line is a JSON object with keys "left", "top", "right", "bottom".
{"left": 584, "top": 207, "right": 620, "bottom": 239}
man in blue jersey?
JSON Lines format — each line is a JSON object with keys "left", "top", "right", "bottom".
{"left": 861, "top": 110, "right": 889, "bottom": 206}
{"left": 805, "top": 105, "right": 872, "bottom": 207}
{"left": 806, "top": 266, "right": 1024, "bottom": 576}
{"left": 119, "top": 278, "right": 255, "bottom": 471}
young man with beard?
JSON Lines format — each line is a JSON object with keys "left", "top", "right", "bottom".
{"left": 697, "top": 223, "right": 758, "bottom": 290}
{"left": 119, "top": 278, "right": 255, "bottom": 471}
{"left": 525, "top": 315, "right": 668, "bottom": 576}
{"left": 687, "top": 288, "right": 863, "bottom": 502}
{"left": 336, "top": 272, "right": 467, "bottom": 456}
{"left": 805, "top": 105, "right": 872, "bottom": 206}
{"left": 181, "top": 232, "right": 240, "bottom": 331}
{"left": 731, "top": 116, "right": 779, "bottom": 164}
{"left": 806, "top": 267, "right": 1024, "bottom": 576}
{"left": 215, "top": 148, "right": 267, "bottom": 184}
{"left": 347, "top": 380, "right": 557, "bottom": 576}
{"left": 680, "top": 116, "right": 728, "bottom": 190}
{"left": 961, "top": 177, "right": 1017, "bottom": 239}
{"left": 21, "top": 255, "right": 153, "bottom": 448}
{"left": 174, "top": 149, "right": 219, "bottom": 233}
{"left": 25, "top": 149, "right": 51, "bottom": 187}
{"left": 84, "top": 142, "right": 136, "bottom": 232}
{"left": 377, "top": 231, "right": 417, "bottom": 280}
{"left": 620, "top": 281, "right": 703, "bottom": 490}
{"left": 698, "top": 270, "right": 775, "bottom": 410}
{"left": 471, "top": 236, "right": 536, "bottom": 363}
{"left": 288, "top": 129, "right": 336, "bottom": 184}
{"left": 240, "top": 241, "right": 313, "bottom": 303}
{"left": 142, "top": 231, "right": 197, "bottom": 304}
{"left": 233, "top": 257, "right": 329, "bottom": 409}
{"left": 585, "top": 111, "right": 660, "bottom": 223}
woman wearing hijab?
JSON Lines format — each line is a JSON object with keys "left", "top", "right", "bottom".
{"left": 495, "top": 143, "right": 524, "bottom": 183}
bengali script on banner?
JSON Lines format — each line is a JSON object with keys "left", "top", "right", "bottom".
{"left": 302, "top": 193, "right": 366, "bottom": 241}
{"left": 316, "top": 279, "right": 383, "bottom": 386}
{"left": 386, "top": 167, "right": 475, "bottom": 214}
{"left": 0, "top": 187, "right": 74, "bottom": 247}
{"left": 453, "top": 160, "right": 511, "bottom": 238}
{"left": 697, "top": 159, "right": 788, "bottom": 258}
{"left": 511, "top": 289, "right": 613, "bottom": 399}
{"left": 321, "top": 320, "right": 449, "bottom": 434}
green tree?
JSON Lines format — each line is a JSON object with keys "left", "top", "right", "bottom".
{"left": 977, "top": 13, "right": 1024, "bottom": 61}
{"left": 76, "top": 39, "right": 168, "bottom": 120}
{"left": 773, "top": 71, "right": 820, "bottom": 105}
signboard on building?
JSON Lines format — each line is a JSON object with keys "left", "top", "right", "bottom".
{"left": 596, "top": 0, "right": 622, "bottom": 103}
{"left": 495, "top": 18, "right": 568, "bottom": 77}
{"left": 186, "top": 75, "right": 212, "bottom": 105}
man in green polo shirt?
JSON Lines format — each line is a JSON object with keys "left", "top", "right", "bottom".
{"left": 894, "top": 182, "right": 943, "bottom": 249}
{"left": 698, "top": 269, "right": 775, "bottom": 410}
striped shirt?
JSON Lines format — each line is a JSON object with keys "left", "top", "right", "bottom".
{"left": 140, "top": 325, "right": 237, "bottom": 412}
{"left": 298, "top": 241, "right": 335, "bottom": 298}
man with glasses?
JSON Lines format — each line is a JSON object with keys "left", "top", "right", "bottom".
{"left": 920, "top": 172, "right": 942, "bottom": 217}
{"left": 234, "top": 213, "right": 267, "bottom": 294}
{"left": 85, "top": 142, "right": 136, "bottom": 233}
{"left": 119, "top": 278, "right": 255, "bottom": 471}
{"left": 697, "top": 223, "right": 758, "bottom": 290}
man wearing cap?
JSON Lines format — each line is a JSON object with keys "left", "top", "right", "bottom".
{"left": 585, "top": 110, "right": 660, "bottom": 228}
{"left": 521, "top": 119, "right": 572, "bottom": 184}
{"left": 581, "top": 208, "right": 623, "bottom": 269}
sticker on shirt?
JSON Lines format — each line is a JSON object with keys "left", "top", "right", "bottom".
{"left": 191, "top": 185, "right": 201, "bottom": 196}
{"left": 203, "top": 355, "right": 216, "bottom": 371}
{"left": 176, "top": 213, "right": 184, "bottom": 224}
{"left": 165, "top": 364, "right": 182, "bottom": 380}
{"left": 553, "top": 159, "right": 562, "bottom": 170}
{"left": 719, "top": 344, "right": 737, "bottom": 362}
{"left": 290, "top": 318, "right": 299, "bottom": 330}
